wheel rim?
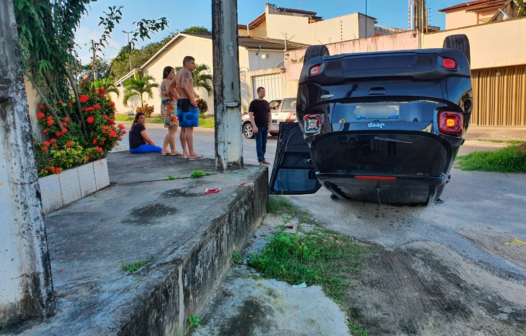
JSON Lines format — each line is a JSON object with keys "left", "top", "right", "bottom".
{"left": 244, "top": 124, "right": 253, "bottom": 138}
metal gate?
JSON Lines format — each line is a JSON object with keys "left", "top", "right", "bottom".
{"left": 252, "top": 73, "right": 282, "bottom": 101}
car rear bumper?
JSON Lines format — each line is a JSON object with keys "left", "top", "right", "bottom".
{"left": 310, "top": 131, "right": 456, "bottom": 204}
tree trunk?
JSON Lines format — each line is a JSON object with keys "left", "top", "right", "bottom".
{"left": 32, "top": 83, "right": 64, "bottom": 131}
{"left": 0, "top": 0, "right": 55, "bottom": 327}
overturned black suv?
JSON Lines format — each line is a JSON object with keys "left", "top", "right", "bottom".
{"left": 270, "top": 35, "right": 472, "bottom": 205}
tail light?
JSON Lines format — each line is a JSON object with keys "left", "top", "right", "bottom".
{"left": 443, "top": 58, "right": 456, "bottom": 69}
{"left": 309, "top": 65, "right": 321, "bottom": 76}
{"left": 303, "top": 114, "right": 322, "bottom": 134}
{"left": 438, "top": 111, "right": 463, "bottom": 135}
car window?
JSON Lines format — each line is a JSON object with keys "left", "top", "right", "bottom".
{"left": 270, "top": 100, "right": 281, "bottom": 111}
{"left": 281, "top": 99, "right": 297, "bottom": 112}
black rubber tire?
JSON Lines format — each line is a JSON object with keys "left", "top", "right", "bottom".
{"left": 330, "top": 193, "right": 338, "bottom": 199}
{"left": 443, "top": 34, "right": 470, "bottom": 64}
{"left": 304, "top": 45, "right": 330, "bottom": 63}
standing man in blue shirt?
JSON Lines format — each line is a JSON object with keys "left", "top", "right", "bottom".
{"left": 249, "top": 87, "right": 272, "bottom": 166}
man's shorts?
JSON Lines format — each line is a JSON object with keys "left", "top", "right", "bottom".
{"left": 177, "top": 99, "right": 199, "bottom": 128}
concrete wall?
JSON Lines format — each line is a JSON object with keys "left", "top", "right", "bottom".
{"left": 266, "top": 12, "right": 375, "bottom": 45}
{"left": 250, "top": 21, "right": 268, "bottom": 39}
{"left": 248, "top": 50, "right": 284, "bottom": 71}
{"left": 285, "top": 31, "right": 419, "bottom": 81}
{"left": 444, "top": 8, "right": 500, "bottom": 29}
{"left": 423, "top": 17, "right": 526, "bottom": 70}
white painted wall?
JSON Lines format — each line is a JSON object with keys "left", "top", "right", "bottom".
{"left": 248, "top": 50, "right": 284, "bottom": 71}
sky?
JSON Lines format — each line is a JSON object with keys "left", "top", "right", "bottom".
{"left": 76, "top": 0, "right": 464, "bottom": 64}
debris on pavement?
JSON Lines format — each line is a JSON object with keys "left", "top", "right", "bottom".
{"left": 205, "top": 187, "right": 221, "bottom": 195}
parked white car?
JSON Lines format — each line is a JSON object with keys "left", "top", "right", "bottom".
{"left": 242, "top": 98, "right": 298, "bottom": 139}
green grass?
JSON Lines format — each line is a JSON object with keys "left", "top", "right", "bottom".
{"left": 267, "top": 196, "right": 296, "bottom": 215}
{"left": 456, "top": 144, "right": 526, "bottom": 173}
{"left": 349, "top": 323, "right": 370, "bottom": 336}
{"left": 231, "top": 251, "right": 243, "bottom": 265}
{"left": 199, "top": 116, "right": 214, "bottom": 128}
{"left": 477, "top": 139, "right": 524, "bottom": 145}
{"left": 121, "top": 259, "right": 152, "bottom": 272}
{"left": 188, "top": 316, "right": 201, "bottom": 328}
{"left": 114, "top": 116, "right": 163, "bottom": 124}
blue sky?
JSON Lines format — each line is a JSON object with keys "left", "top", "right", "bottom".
{"left": 76, "top": 0, "right": 463, "bottom": 64}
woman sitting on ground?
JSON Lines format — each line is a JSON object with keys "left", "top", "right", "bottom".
{"left": 129, "top": 112, "right": 162, "bottom": 154}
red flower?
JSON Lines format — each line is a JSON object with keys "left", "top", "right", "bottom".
{"left": 58, "top": 100, "right": 63, "bottom": 105}
{"left": 118, "top": 136, "right": 123, "bottom": 140}
{"left": 55, "top": 168, "right": 62, "bottom": 174}
{"left": 87, "top": 116, "right": 95, "bottom": 124}
{"left": 47, "top": 120, "right": 54, "bottom": 126}
{"left": 67, "top": 103, "right": 73, "bottom": 108}
{"left": 50, "top": 138, "right": 57, "bottom": 143}
{"left": 43, "top": 130, "right": 48, "bottom": 135}
{"left": 80, "top": 82, "right": 86, "bottom": 88}
{"left": 103, "top": 115, "right": 108, "bottom": 120}
{"left": 108, "top": 119, "right": 115, "bottom": 125}
{"left": 107, "top": 101, "right": 115, "bottom": 107}
{"left": 64, "top": 117, "right": 70, "bottom": 122}
{"left": 116, "top": 142, "right": 120, "bottom": 146}
{"left": 39, "top": 104, "right": 45, "bottom": 110}
{"left": 118, "top": 124, "right": 125, "bottom": 130}
{"left": 43, "top": 141, "right": 50, "bottom": 146}
{"left": 56, "top": 132, "right": 62, "bottom": 137}
{"left": 47, "top": 116, "right": 52, "bottom": 120}
{"left": 109, "top": 131, "right": 117, "bottom": 138}
{"left": 49, "top": 166, "right": 55, "bottom": 172}
{"left": 66, "top": 142, "right": 73, "bottom": 147}
{"left": 37, "top": 112, "right": 45, "bottom": 120}
{"left": 121, "top": 130, "right": 127, "bottom": 135}
{"left": 41, "top": 169, "right": 46, "bottom": 173}
{"left": 97, "top": 147, "right": 103, "bottom": 153}
{"left": 79, "top": 95, "right": 89, "bottom": 103}
{"left": 94, "top": 104, "right": 101, "bottom": 110}
{"left": 62, "top": 122, "right": 68, "bottom": 127}
{"left": 97, "top": 88, "right": 107, "bottom": 94}
{"left": 85, "top": 156, "right": 90, "bottom": 162}
{"left": 102, "top": 129, "right": 106, "bottom": 134}
{"left": 62, "top": 129, "right": 68, "bottom": 134}
{"left": 41, "top": 146, "right": 48, "bottom": 152}
{"left": 93, "top": 139, "right": 97, "bottom": 144}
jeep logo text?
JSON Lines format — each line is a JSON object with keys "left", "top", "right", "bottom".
{"left": 368, "top": 122, "right": 386, "bottom": 129}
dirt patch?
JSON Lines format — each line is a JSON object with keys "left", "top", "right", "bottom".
{"left": 122, "top": 203, "right": 177, "bottom": 225}
{"left": 344, "top": 241, "right": 526, "bottom": 336}
{"left": 217, "top": 297, "right": 273, "bottom": 336}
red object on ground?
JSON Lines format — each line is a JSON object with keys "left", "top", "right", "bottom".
{"left": 205, "top": 187, "right": 221, "bottom": 195}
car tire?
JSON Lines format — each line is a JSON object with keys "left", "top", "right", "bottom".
{"left": 243, "top": 123, "right": 255, "bottom": 139}
{"left": 443, "top": 34, "right": 470, "bottom": 64}
{"left": 304, "top": 45, "right": 330, "bottom": 63}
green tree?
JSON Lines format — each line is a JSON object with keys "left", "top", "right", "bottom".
{"left": 82, "top": 58, "right": 111, "bottom": 81}
{"left": 175, "top": 63, "right": 213, "bottom": 96}
{"left": 92, "top": 78, "right": 120, "bottom": 97}
{"left": 123, "top": 70, "right": 159, "bottom": 107}
{"left": 183, "top": 26, "right": 211, "bottom": 34}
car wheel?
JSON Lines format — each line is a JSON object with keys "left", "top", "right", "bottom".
{"left": 443, "top": 34, "right": 470, "bottom": 64}
{"left": 243, "top": 123, "right": 254, "bottom": 139}
{"left": 304, "top": 45, "right": 330, "bottom": 63}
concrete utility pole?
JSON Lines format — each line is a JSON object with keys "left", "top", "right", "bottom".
{"left": 212, "top": 0, "right": 244, "bottom": 170}
{"left": 91, "top": 40, "right": 98, "bottom": 80}
{"left": 123, "top": 31, "right": 134, "bottom": 71}
{"left": 0, "top": 0, "right": 55, "bottom": 328}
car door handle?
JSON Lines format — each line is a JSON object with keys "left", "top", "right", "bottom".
{"left": 368, "top": 88, "right": 387, "bottom": 95}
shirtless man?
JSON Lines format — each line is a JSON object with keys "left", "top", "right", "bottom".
{"left": 170, "top": 56, "right": 203, "bottom": 160}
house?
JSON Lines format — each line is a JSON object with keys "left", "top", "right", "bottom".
{"left": 438, "top": 0, "right": 523, "bottom": 29}
{"left": 111, "top": 32, "right": 307, "bottom": 117}
{"left": 237, "top": 3, "right": 377, "bottom": 45}
{"left": 112, "top": 3, "right": 378, "bottom": 116}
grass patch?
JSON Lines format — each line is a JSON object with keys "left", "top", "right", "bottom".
{"left": 267, "top": 196, "right": 296, "bottom": 215}
{"left": 121, "top": 259, "right": 152, "bottom": 272}
{"left": 349, "top": 323, "right": 370, "bottom": 336}
{"left": 477, "top": 139, "right": 524, "bottom": 145}
{"left": 188, "top": 316, "right": 201, "bottom": 328}
{"left": 456, "top": 144, "right": 526, "bottom": 173}
{"left": 231, "top": 251, "right": 243, "bottom": 265}
{"left": 199, "top": 116, "right": 214, "bottom": 128}
{"left": 190, "top": 170, "right": 210, "bottom": 179}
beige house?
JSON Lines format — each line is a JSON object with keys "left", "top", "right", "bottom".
{"left": 238, "top": 3, "right": 376, "bottom": 45}
{"left": 438, "top": 0, "right": 522, "bottom": 29}
{"left": 111, "top": 32, "right": 306, "bottom": 116}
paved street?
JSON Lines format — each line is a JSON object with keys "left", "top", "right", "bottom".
{"left": 115, "top": 122, "right": 509, "bottom": 169}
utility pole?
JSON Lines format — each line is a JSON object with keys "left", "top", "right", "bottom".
{"left": 212, "top": 0, "right": 243, "bottom": 170}
{"left": 123, "top": 31, "right": 133, "bottom": 71}
{"left": 91, "top": 40, "right": 98, "bottom": 80}
{"left": 0, "top": 0, "right": 55, "bottom": 327}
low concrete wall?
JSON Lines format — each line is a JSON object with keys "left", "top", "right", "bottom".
{"left": 117, "top": 169, "right": 268, "bottom": 335}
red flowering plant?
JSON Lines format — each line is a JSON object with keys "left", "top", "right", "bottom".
{"left": 195, "top": 99, "right": 208, "bottom": 116}
{"left": 34, "top": 77, "right": 126, "bottom": 177}
{"left": 136, "top": 104, "right": 154, "bottom": 117}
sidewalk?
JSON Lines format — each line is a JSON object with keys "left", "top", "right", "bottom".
{"left": 3, "top": 153, "right": 267, "bottom": 336}
{"left": 466, "top": 126, "right": 526, "bottom": 141}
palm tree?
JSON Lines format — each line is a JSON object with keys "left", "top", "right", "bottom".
{"left": 92, "top": 78, "right": 120, "bottom": 97}
{"left": 175, "top": 63, "right": 213, "bottom": 96}
{"left": 122, "top": 70, "right": 159, "bottom": 107}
